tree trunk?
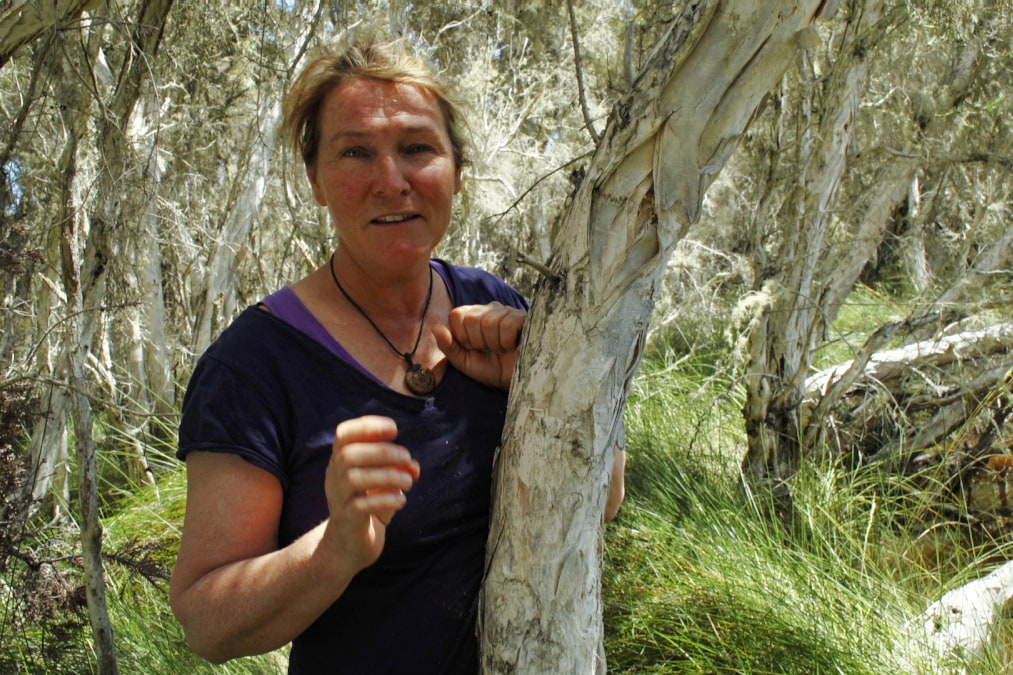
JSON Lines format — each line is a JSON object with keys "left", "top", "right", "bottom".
{"left": 68, "top": 270, "right": 119, "bottom": 675}
{"left": 479, "top": 1, "right": 831, "bottom": 671}
{"left": 740, "top": 0, "right": 889, "bottom": 487}
{"left": 23, "top": 27, "right": 94, "bottom": 515}
{"left": 191, "top": 0, "right": 323, "bottom": 354}
{"left": 192, "top": 94, "right": 285, "bottom": 353}
{"left": 0, "top": 0, "right": 94, "bottom": 68}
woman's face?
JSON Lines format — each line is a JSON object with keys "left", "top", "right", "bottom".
{"left": 308, "top": 77, "right": 462, "bottom": 273}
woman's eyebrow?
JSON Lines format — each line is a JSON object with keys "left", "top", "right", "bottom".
{"left": 325, "top": 123, "right": 443, "bottom": 144}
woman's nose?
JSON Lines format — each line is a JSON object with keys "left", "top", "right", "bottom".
{"left": 371, "top": 155, "right": 410, "bottom": 196}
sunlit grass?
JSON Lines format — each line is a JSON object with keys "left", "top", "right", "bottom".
{"left": 7, "top": 310, "right": 1013, "bottom": 673}
{"left": 812, "top": 283, "right": 908, "bottom": 371}
{"left": 603, "top": 345, "right": 1013, "bottom": 674}
{"left": 101, "top": 438, "right": 289, "bottom": 674}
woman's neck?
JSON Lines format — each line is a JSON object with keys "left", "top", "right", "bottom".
{"left": 326, "top": 252, "right": 433, "bottom": 321}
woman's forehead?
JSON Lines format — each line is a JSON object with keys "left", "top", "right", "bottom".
{"left": 322, "top": 78, "right": 446, "bottom": 131}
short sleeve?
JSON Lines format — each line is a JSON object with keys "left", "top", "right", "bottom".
{"left": 177, "top": 353, "right": 289, "bottom": 486}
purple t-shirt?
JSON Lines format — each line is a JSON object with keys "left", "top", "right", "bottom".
{"left": 178, "top": 260, "right": 526, "bottom": 674}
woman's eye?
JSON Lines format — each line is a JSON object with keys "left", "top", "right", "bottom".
{"left": 406, "top": 144, "right": 434, "bottom": 154}
{"left": 341, "top": 147, "right": 367, "bottom": 158}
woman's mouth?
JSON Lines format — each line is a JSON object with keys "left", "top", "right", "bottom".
{"left": 373, "top": 214, "right": 418, "bottom": 224}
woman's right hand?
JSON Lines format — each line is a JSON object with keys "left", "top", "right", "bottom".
{"left": 322, "top": 415, "right": 420, "bottom": 571}
{"left": 170, "top": 415, "right": 420, "bottom": 663}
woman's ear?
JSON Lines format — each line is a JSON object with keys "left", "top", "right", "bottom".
{"left": 307, "top": 166, "right": 326, "bottom": 206}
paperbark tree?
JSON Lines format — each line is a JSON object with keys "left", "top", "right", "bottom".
{"left": 737, "top": 0, "right": 1010, "bottom": 488}
{"left": 190, "top": 1, "right": 323, "bottom": 354}
{"left": 737, "top": 0, "right": 893, "bottom": 488}
{"left": 20, "top": 2, "right": 175, "bottom": 670}
{"left": 479, "top": 1, "right": 835, "bottom": 671}
{"left": 0, "top": 0, "right": 95, "bottom": 69}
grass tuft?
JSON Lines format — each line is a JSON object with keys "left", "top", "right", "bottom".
{"left": 603, "top": 346, "right": 1012, "bottom": 674}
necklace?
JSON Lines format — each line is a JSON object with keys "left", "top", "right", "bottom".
{"left": 329, "top": 253, "right": 437, "bottom": 396}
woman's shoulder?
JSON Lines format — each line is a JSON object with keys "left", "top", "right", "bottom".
{"left": 433, "top": 259, "right": 527, "bottom": 310}
{"left": 197, "top": 304, "right": 310, "bottom": 371}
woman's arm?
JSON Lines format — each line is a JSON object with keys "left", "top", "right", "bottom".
{"left": 170, "top": 416, "right": 418, "bottom": 663}
{"left": 605, "top": 447, "right": 626, "bottom": 522}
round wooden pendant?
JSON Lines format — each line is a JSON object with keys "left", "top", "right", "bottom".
{"left": 405, "top": 363, "right": 436, "bottom": 396}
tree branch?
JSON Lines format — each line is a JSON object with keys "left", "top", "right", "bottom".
{"left": 566, "top": 0, "right": 600, "bottom": 144}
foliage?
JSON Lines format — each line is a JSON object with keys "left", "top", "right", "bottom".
{"left": 0, "top": 422, "right": 288, "bottom": 673}
{"left": 0, "top": 390, "right": 89, "bottom": 673}
{"left": 1, "top": 317, "right": 1009, "bottom": 672}
{"left": 603, "top": 345, "right": 1013, "bottom": 674}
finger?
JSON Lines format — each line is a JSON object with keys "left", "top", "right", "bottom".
{"left": 347, "top": 463, "right": 418, "bottom": 494}
{"left": 357, "top": 488, "right": 407, "bottom": 512}
{"left": 450, "top": 303, "right": 526, "bottom": 353}
{"left": 432, "top": 322, "right": 459, "bottom": 358}
{"left": 329, "top": 416, "right": 419, "bottom": 508}
{"left": 334, "top": 416, "right": 418, "bottom": 476}
{"left": 434, "top": 321, "right": 478, "bottom": 379}
{"left": 449, "top": 305, "right": 492, "bottom": 352}
{"left": 335, "top": 415, "right": 398, "bottom": 446}
{"left": 494, "top": 306, "right": 525, "bottom": 351}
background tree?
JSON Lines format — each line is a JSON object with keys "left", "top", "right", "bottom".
{"left": 726, "top": 0, "right": 1013, "bottom": 488}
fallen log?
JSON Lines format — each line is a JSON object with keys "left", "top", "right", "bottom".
{"left": 909, "top": 559, "right": 1013, "bottom": 667}
{"left": 804, "top": 322, "right": 1013, "bottom": 461}
{"left": 807, "top": 323, "right": 1013, "bottom": 397}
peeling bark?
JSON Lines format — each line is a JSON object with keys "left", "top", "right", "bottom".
{"left": 479, "top": 1, "right": 828, "bottom": 671}
{"left": 740, "top": 0, "right": 891, "bottom": 486}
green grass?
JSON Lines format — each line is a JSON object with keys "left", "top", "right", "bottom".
{"left": 100, "top": 444, "right": 289, "bottom": 674}
{"left": 6, "top": 327, "right": 1012, "bottom": 673}
{"left": 602, "top": 346, "right": 1013, "bottom": 674}
{"left": 812, "top": 283, "right": 908, "bottom": 370}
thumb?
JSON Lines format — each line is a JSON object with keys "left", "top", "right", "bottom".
{"left": 433, "top": 323, "right": 466, "bottom": 367}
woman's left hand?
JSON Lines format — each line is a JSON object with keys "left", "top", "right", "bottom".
{"left": 433, "top": 302, "right": 526, "bottom": 390}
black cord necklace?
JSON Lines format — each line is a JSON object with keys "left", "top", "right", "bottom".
{"left": 329, "top": 252, "right": 437, "bottom": 396}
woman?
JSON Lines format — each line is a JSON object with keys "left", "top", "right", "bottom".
{"left": 170, "top": 41, "right": 623, "bottom": 674}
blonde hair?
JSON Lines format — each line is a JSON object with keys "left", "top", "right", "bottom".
{"left": 282, "top": 41, "right": 468, "bottom": 169}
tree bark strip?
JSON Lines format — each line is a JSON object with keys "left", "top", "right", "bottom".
{"left": 479, "top": 1, "right": 828, "bottom": 671}
{"left": 912, "top": 559, "right": 1013, "bottom": 665}
{"left": 0, "top": 0, "right": 94, "bottom": 69}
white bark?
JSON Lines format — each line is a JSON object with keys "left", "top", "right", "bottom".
{"left": 805, "top": 323, "right": 1013, "bottom": 457}
{"left": 740, "top": 0, "right": 886, "bottom": 483}
{"left": 910, "top": 560, "right": 1013, "bottom": 667}
{"left": 192, "top": 0, "right": 322, "bottom": 353}
{"left": 53, "top": 2, "right": 175, "bottom": 668}
{"left": 132, "top": 85, "right": 173, "bottom": 415}
{"left": 23, "top": 23, "right": 96, "bottom": 513}
{"left": 806, "top": 323, "right": 1013, "bottom": 397}
{"left": 192, "top": 94, "right": 283, "bottom": 353}
{"left": 0, "top": 0, "right": 93, "bottom": 66}
{"left": 818, "top": 160, "right": 913, "bottom": 321}
{"left": 68, "top": 293, "right": 118, "bottom": 675}
{"left": 479, "top": 1, "right": 830, "bottom": 671}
